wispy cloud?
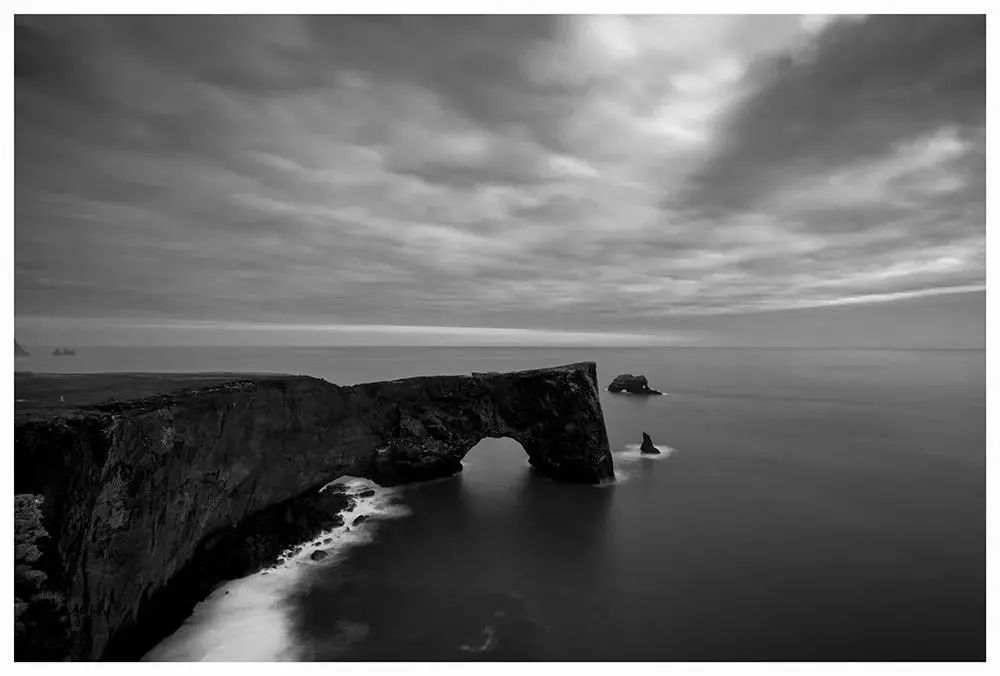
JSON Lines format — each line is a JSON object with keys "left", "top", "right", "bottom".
{"left": 13, "top": 316, "right": 694, "bottom": 347}
{"left": 15, "top": 15, "right": 985, "bottom": 337}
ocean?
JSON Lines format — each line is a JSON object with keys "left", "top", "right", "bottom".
{"left": 15, "top": 346, "right": 986, "bottom": 660}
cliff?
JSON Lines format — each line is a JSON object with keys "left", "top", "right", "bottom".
{"left": 13, "top": 362, "right": 613, "bottom": 660}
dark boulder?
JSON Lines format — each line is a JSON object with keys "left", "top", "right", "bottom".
{"left": 352, "top": 515, "right": 369, "bottom": 526}
{"left": 309, "top": 550, "right": 329, "bottom": 561}
{"left": 357, "top": 489, "right": 376, "bottom": 498}
{"left": 608, "top": 374, "right": 662, "bottom": 395}
{"left": 640, "top": 432, "right": 661, "bottom": 455}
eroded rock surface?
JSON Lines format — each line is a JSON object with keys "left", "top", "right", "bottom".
{"left": 607, "top": 373, "right": 662, "bottom": 395}
{"left": 13, "top": 362, "right": 613, "bottom": 660}
{"left": 640, "top": 432, "right": 661, "bottom": 455}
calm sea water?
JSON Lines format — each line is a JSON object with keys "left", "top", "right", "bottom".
{"left": 17, "top": 346, "right": 986, "bottom": 660}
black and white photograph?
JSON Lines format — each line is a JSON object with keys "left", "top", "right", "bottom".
{"left": 9, "top": 5, "right": 990, "bottom": 666}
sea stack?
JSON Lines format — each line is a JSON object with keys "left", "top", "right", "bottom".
{"left": 640, "top": 432, "right": 661, "bottom": 455}
{"left": 608, "top": 374, "right": 662, "bottom": 395}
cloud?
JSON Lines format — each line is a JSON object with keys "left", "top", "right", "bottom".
{"left": 680, "top": 14, "right": 985, "bottom": 213}
{"left": 14, "top": 15, "right": 985, "bottom": 339}
{"left": 12, "top": 316, "right": 693, "bottom": 348}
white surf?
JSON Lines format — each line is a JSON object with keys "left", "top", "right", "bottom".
{"left": 143, "top": 476, "right": 409, "bottom": 661}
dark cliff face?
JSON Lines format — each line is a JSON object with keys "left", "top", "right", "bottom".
{"left": 13, "top": 362, "right": 613, "bottom": 660}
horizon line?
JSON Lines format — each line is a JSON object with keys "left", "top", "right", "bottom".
{"left": 13, "top": 283, "right": 985, "bottom": 330}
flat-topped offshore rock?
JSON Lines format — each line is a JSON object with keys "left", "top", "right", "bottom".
{"left": 607, "top": 373, "right": 663, "bottom": 395}
{"left": 13, "top": 362, "right": 613, "bottom": 660}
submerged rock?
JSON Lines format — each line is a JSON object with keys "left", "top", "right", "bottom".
{"left": 608, "top": 374, "right": 662, "bottom": 395}
{"left": 352, "top": 515, "right": 369, "bottom": 526}
{"left": 640, "top": 432, "right": 661, "bottom": 455}
{"left": 357, "top": 489, "right": 376, "bottom": 498}
{"left": 309, "top": 550, "right": 329, "bottom": 561}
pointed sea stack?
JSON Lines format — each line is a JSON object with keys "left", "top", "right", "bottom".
{"left": 640, "top": 432, "right": 661, "bottom": 454}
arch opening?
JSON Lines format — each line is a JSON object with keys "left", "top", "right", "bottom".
{"left": 461, "top": 436, "right": 531, "bottom": 477}
{"left": 458, "top": 436, "right": 533, "bottom": 514}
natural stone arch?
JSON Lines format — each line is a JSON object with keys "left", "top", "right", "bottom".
{"left": 363, "top": 362, "right": 615, "bottom": 485}
{"left": 14, "top": 361, "right": 614, "bottom": 660}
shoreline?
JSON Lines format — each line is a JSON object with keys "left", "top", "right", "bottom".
{"left": 143, "top": 477, "right": 410, "bottom": 661}
{"left": 14, "top": 363, "right": 612, "bottom": 660}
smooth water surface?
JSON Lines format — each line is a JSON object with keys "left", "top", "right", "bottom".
{"left": 18, "top": 346, "right": 984, "bottom": 660}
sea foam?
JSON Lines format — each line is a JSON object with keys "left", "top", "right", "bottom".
{"left": 618, "top": 443, "right": 676, "bottom": 460}
{"left": 143, "top": 476, "right": 409, "bottom": 661}
{"left": 608, "top": 442, "right": 677, "bottom": 483}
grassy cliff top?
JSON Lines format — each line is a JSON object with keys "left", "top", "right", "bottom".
{"left": 14, "top": 372, "right": 301, "bottom": 416}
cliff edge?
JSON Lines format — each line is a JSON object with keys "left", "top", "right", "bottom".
{"left": 13, "top": 362, "right": 613, "bottom": 660}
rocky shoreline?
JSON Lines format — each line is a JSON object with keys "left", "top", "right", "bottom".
{"left": 104, "top": 483, "right": 357, "bottom": 660}
{"left": 14, "top": 363, "right": 613, "bottom": 660}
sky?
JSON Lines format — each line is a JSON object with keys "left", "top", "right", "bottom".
{"left": 14, "top": 15, "right": 986, "bottom": 347}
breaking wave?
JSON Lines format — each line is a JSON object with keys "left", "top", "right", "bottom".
{"left": 609, "top": 442, "right": 677, "bottom": 483}
{"left": 143, "top": 476, "right": 409, "bottom": 661}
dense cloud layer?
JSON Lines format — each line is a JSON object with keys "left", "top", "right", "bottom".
{"left": 15, "top": 15, "right": 985, "bottom": 334}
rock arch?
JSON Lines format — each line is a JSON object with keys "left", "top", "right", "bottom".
{"left": 14, "top": 362, "right": 614, "bottom": 659}
{"left": 361, "top": 362, "right": 615, "bottom": 485}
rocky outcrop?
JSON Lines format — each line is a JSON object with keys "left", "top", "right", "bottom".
{"left": 13, "top": 362, "right": 613, "bottom": 660}
{"left": 607, "top": 373, "right": 662, "bottom": 395}
{"left": 640, "top": 432, "right": 661, "bottom": 455}
{"left": 100, "top": 482, "right": 355, "bottom": 660}
{"left": 15, "top": 494, "right": 70, "bottom": 660}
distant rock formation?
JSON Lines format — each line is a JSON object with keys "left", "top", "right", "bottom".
{"left": 607, "top": 373, "right": 662, "bottom": 395}
{"left": 15, "top": 340, "right": 29, "bottom": 357}
{"left": 52, "top": 348, "right": 76, "bottom": 356}
{"left": 640, "top": 432, "right": 661, "bottom": 455}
